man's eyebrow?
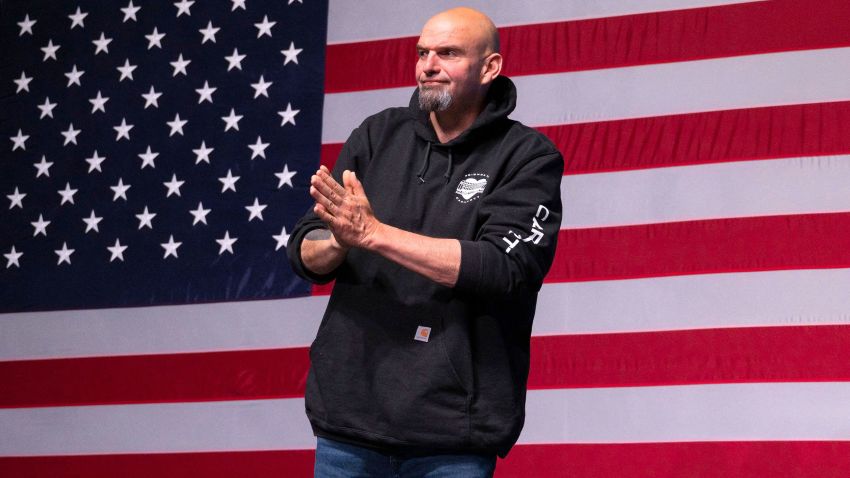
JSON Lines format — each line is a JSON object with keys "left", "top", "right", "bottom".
{"left": 416, "top": 44, "right": 464, "bottom": 52}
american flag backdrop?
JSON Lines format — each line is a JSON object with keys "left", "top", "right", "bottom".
{"left": 3, "top": 0, "right": 850, "bottom": 476}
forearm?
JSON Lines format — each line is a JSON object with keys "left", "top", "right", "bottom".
{"left": 364, "top": 223, "right": 461, "bottom": 288}
{"left": 300, "top": 228, "right": 349, "bottom": 276}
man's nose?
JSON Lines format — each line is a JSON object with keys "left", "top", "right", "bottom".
{"left": 422, "top": 52, "right": 440, "bottom": 75}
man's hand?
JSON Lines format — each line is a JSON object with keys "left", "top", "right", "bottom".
{"left": 310, "top": 166, "right": 381, "bottom": 250}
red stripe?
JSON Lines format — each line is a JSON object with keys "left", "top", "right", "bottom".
{"left": 0, "top": 348, "right": 309, "bottom": 408}
{"left": 0, "top": 450, "right": 314, "bottom": 478}
{"left": 497, "top": 442, "right": 850, "bottom": 478}
{"left": 545, "top": 100, "right": 850, "bottom": 174}
{"left": 528, "top": 325, "right": 850, "bottom": 389}
{"left": 6, "top": 323, "right": 848, "bottom": 407}
{"left": 322, "top": 100, "right": 850, "bottom": 175}
{"left": 2, "top": 442, "right": 849, "bottom": 477}
{"left": 325, "top": 0, "right": 850, "bottom": 93}
{"left": 548, "top": 212, "right": 850, "bottom": 283}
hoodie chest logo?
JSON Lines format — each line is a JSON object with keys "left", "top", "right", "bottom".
{"left": 455, "top": 174, "right": 489, "bottom": 203}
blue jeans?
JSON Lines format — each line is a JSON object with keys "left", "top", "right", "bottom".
{"left": 314, "top": 437, "right": 496, "bottom": 478}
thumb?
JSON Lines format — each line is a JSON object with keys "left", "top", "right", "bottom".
{"left": 350, "top": 171, "right": 366, "bottom": 197}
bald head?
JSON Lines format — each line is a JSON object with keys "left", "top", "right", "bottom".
{"left": 422, "top": 7, "right": 499, "bottom": 56}
{"left": 415, "top": 7, "right": 503, "bottom": 116}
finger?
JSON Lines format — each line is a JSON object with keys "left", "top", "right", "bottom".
{"left": 314, "top": 203, "right": 337, "bottom": 226}
{"left": 318, "top": 169, "right": 347, "bottom": 203}
{"left": 312, "top": 173, "right": 343, "bottom": 206}
{"left": 350, "top": 171, "right": 367, "bottom": 197}
{"left": 310, "top": 185, "right": 337, "bottom": 216}
{"left": 343, "top": 170, "right": 355, "bottom": 195}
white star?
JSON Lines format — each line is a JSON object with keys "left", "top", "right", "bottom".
{"left": 278, "top": 102, "right": 300, "bottom": 126}
{"left": 117, "top": 59, "right": 137, "bottom": 81}
{"left": 273, "top": 226, "right": 290, "bottom": 250}
{"left": 37, "top": 97, "right": 57, "bottom": 119}
{"left": 192, "top": 81, "right": 217, "bottom": 104}
{"left": 251, "top": 75, "right": 273, "bottom": 98}
{"left": 68, "top": 7, "right": 88, "bottom": 29}
{"left": 190, "top": 201, "right": 211, "bottom": 225}
{"left": 219, "top": 169, "right": 239, "bottom": 192}
{"left": 142, "top": 85, "right": 162, "bottom": 109}
{"left": 65, "top": 65, "right": 84, "bottom": 87}
{"left": 199, "top": 21, "right": 220, "bottom": 44}
{"left": 61, "top": 123, "right": 81, "bottom": 146}
{"left": 136, "top": 206, "right": 156, "bottom": 229}
{"left": 145, "top": 27, "right": 165, "bottom": 49}
{"left": 7, "top": 187, "right": 25, "bottom": 209}
{"left": 111, "top": 178, "right": 131, "bottom": 201}
{"left": 281, "top": 42, "right": 302, "bottom": 65}
{"left": 248, "top": 136, "right": 269, "bottom": 159}
{"left": 216, "top": 231, "right": 238, "bottom": 255}
{"left": 138, "top": 146, "right": 159, "bottom": 169}
{"left": 193, "top": 141, "right": 214, "bottom": 164}
{"left": 161, "top": 235, "right": 182, "bottom": 258}
{"left": 167, "top": 113, "right": 187, "bottom": 136}
{"left": 14, "top": 71, "right": 32, "bottom": 93}
{"left": 174, "top": 0, "right": 194, "bottom": 17}
{"left": 107, "top": 239, "right": 128, "bottom": 262}
{"left": 41, "top": 40, "right": 60, "bottom": 61}
{"left": 83, "top": 210, "right": 103, "bottom": 233}
{"left": 89, "top": 91, "right": 109, "bottom": 113}
{"left": 114, "top": 118, "right": 133, "bottom": 141}
{"left": 34, "top": 155, "right": 53, "bottom": 178}
{"left": 4, "top": 246, "right": 22, "bottom": 268}
{"left": 85, "top": 150, "right": 106, "bottom": 173}
{"left": 58, "top": 182, "right": 78, "bottom": 205}
{"left": 92, "top": 32, "right": 112, "bottom": 54}
{"left": 11, "top": 129, "right": 29, "bottom": 151}
{"left": 275, "top": 164, "right": 297, "bottom": 188}
{"left": 255, "top": 15, "right": 276, "bottom": 38}
{"left": 288, "top": 0, "right": 303, "bottom": 4}
{"left": 170, "top": 53, "right": 191, "bottom": 76}
{"left": 164, "top": 173, "right": 185, "bottom": 197}
{"left": 55, "top": 242, "right": 75, "bottom": 265}
{"left": 18, "top": 14, "right": 36, "bottom": 36}
{"left": 121, "top": 1, "right": 141, "bottom": 22}
{"left": 31, "top": 214, "right": 50, "bottom": 236}
{"left": 245, "top": 197, "right": 267, "bottom": 221}
{"left": 231, "top": 0, "right": 246, "bottom": 11}
{"left": 222, "top": 108, "right": 243, "bottom": 132}
{"left": 224, "top": 48, "right": 246, "bottom": 71}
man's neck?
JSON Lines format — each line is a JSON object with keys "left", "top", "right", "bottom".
{"left": 429, "top": 100, "right": 483, "bottom": 144}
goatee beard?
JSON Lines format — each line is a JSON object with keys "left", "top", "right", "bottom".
{"left": 418, "top": 86, "right": 452, "bottom": 112}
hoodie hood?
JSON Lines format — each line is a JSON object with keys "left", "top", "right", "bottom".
{"left": 410, "top": 76, "right": 517, "bottom": 182}
{"left": 409, "top": 75, "right": 517, "bottom": 147}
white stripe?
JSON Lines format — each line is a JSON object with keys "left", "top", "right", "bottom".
{"left": 322, "top": 47, "right": 850, "bottom": 144}
{"left": 5, "top": 267, "right": 849, "bottom": 360}
{"left": 519, "top": 382, "right": 850, "bottom": 444}
{"left": 3, "top": 382, "right": 849, "bottom": 456}
{"left": 0, "top": 398, "right": 314, "bottom": 456}
{"left": 533, "top": 269, "right": 850, "bottom": 336}
{"left": 0, "top": 297, "right": 326, "bottom": 361}
{"left": 561, "top": 154, "right": 850, "bottom": 229}
{"left": 327, "top": 0, "right": 764, "bottom": 43}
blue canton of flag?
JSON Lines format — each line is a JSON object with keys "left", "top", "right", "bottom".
{"left": 0, "top": 0, "right": 327, "bottom": 312}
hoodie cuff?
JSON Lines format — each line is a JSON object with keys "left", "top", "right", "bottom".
{"left": 289, "top": 224, "right": 339, "bottom": 284}
{"left": 455, "top": 240, "right": 483, "bottom": 294}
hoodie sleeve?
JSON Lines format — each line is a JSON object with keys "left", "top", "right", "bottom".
{"left": 287, "top": 126, "right": 369, "bottom": 284}
{"left": 454, "top": 149, "right": 563, "bottom": 297}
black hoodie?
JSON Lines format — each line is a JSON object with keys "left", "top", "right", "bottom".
{"left": 288, "top": 76, "right": 563, "bottom": 457}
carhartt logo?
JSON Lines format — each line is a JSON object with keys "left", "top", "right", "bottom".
{"left": 414, "top": 326, "right": 431, "bottom": 342}
{"left": 455, "top": 174, "right": 488, "bottom": 203}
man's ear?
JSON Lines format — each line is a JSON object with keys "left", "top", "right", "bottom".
{"left": 480, "top": 52, "right": 503, "bottom": 85}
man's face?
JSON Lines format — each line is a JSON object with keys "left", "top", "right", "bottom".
{"left": 416, "top": 17, "right": 485, "bottom": 112}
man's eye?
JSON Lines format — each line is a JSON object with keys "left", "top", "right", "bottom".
{"left": 417, "top": 50, "right": 428, "bottom": 58}
{"left": 440, "top": 50, "right": 456, "bottom": 57}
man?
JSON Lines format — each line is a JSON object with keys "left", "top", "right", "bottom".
{"left": 287, "top": 7, "right": 563, "bottom": 477}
